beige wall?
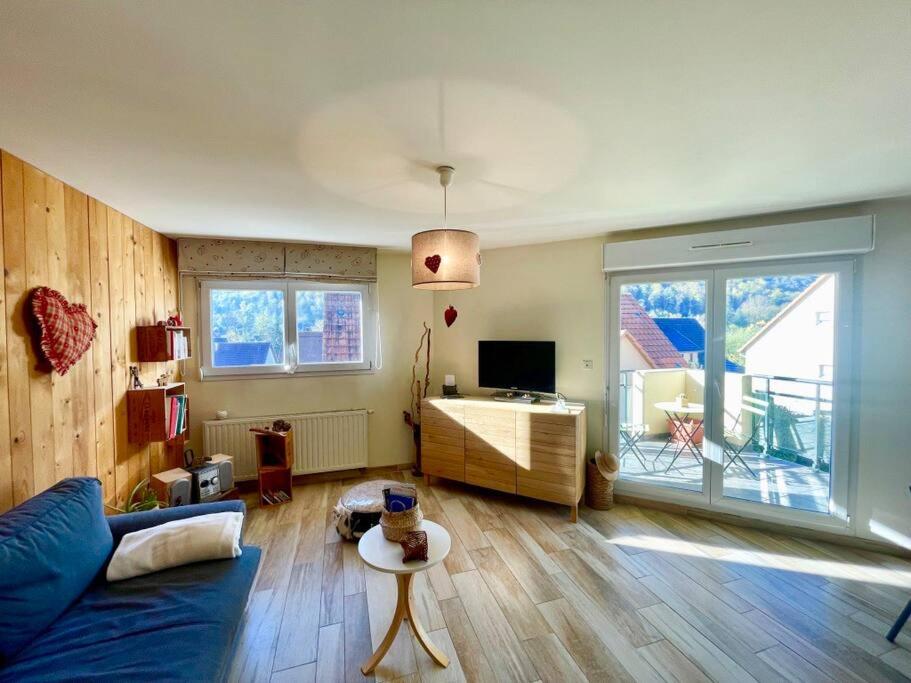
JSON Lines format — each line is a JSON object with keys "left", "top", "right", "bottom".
{"left": 605, "top": 198, "right": 911, "bottom": 547}
{"left": 429, "top": 237, "right": 605, "bottom": 454}
{"left": 428, "top": 198, "right": 911, "bottom": 548}
{"left": 180, "top": 251, "right": 433, "bottom": 469}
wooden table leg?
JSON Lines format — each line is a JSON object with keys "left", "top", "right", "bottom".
{"left": 402, "top": 574, "right": 450, "bottom": 667}
{"left": 361, "top": 574, "right": 408, "bottom": 675}
{"left": 361, "top": 573, "right": 449, "bottom": 674}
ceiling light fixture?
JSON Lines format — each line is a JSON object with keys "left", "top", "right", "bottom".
{"left": 411, "top": 166, "right": 480, "bottom": 290}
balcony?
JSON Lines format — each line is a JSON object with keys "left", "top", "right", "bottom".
{"left": 618, "top": 368, "right": 832, "bottom": 513}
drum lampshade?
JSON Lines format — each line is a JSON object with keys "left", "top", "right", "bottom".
{"left": 411, "top": 229, "right": 480, "bottom": 290}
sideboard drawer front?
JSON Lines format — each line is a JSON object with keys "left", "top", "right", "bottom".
{"left": 424, "top": 456, "right": 465, "bottom": 481}
{"left": 466, "top": 460, "right": 516, "bottom": 494}
{"left": 466, "top": 431, "right": 515, "bottom": 458}
{"left": 422, "top": 425, "right": 464, "bottom": 448}
{"left": 517, "top": 477, "right": 577, "bottom": 505}
{"left": 423, "top": 401, "right": 465, "bottom": 425}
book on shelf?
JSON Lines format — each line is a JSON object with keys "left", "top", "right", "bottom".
{"left": 168, "top": 397, "right": 179, "bottom": 440}
{"left": 167, "top": 395, "right": 188, "bottom": 440}
{"left": 167, "top": 329, "right": 189, "bottom": 360}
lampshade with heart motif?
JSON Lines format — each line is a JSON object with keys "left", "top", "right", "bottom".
{"left": 411, "top": 229, "right": 480, "bottom": 290}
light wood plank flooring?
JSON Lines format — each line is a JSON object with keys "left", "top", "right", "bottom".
{"left": 229, "top": 470, "right": 911, "bottom": 682}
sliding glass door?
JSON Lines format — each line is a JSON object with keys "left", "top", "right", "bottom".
{"left": 614, "top": 272, "right": 710, "bottom": 497}
{"left": 609, "top": 259, "right": 853, "bottom": 527}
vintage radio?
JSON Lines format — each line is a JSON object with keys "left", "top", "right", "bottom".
{"left": 151, "top": 468, "right": 192, "bottom": 507}
{"left": 208, "top": 453, "right": 234, "bottom": 492}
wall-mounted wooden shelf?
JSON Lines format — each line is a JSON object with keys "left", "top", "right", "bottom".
{"left": 127, "top": 382, "right": 190, "bottom": 443}
{"left": 136, "top": 325, "right": 192, "bottom": 362}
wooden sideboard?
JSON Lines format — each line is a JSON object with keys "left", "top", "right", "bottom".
{"left": 420, "top": 396, "right": 587, "bottom": 521}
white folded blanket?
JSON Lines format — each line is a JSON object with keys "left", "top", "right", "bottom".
{"left": 107, "top": 511, "right": 244, "bottom": 582}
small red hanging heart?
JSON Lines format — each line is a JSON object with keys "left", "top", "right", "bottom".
{"left": 424, "top": 254, "right": 441, "bottom": 273}
{"left": 444, "top": 305, "right": 458, "bottom": 327}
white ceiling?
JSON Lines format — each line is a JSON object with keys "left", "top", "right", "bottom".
{"left": 1, "top": 1, "right": 910, "bottom": 249}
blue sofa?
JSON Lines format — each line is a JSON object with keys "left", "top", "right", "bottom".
{"left": 0, "top": 477, "right": 261, "bottom": 682}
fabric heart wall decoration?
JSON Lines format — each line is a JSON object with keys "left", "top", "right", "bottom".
{"left": 424, "top": 254, "right": 441, "bottom": 274}
{"left": 444, "top": 305, "right": 458, "bottom": 327}
{"left": 31, "top": 287, "right": 97, "bottom": 376}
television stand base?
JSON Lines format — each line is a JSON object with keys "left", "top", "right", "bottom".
{"left": 491, "top": 391, "right": 541, "bottom": 404}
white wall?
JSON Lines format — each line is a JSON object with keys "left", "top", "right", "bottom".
{"left": 429, "top": 198, "right": 911, "bottom": 548}
{"left": 606, "top": 199, "right": 911, "bottom": 547}
{"left": 181, "top": 251, "right": 433, "bottom": 469}
{"left": 854, "top": 199, "right": 911, "bottom": 548}
{"left": 429, "top": 237, "right": 605, "bottom": 453}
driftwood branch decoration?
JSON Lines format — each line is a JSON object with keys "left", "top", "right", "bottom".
{"left": 403, "top": 322, "right": 431, "bottom": 476}
{"left": 406, "top": 322, "right": 431, "bottom": 424}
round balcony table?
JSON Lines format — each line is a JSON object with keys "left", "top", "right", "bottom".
{"left": 358, "top": 520, "right": 452, "bottom": 675}
{"left": 653, "top": 401, "right": 705, "bottom": 473}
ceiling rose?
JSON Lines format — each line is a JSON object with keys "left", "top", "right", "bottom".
{"left": 298, "top": 78, "right": 586, "bottom": 215}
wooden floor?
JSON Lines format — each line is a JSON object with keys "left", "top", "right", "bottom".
{"left": 229, "top": 469, "right": 911, "bottom": 682}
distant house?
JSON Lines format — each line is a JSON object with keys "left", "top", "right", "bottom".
{"left": 740, "top": 274, "right": 834, "bottom": 381}
{"left": 619, "top": 294, "right": 686, "bottom": 370}
{"left": 653, "top": 318, "right": 704, "bottom": 367}
{"left": 213, "top": 340, "right": 279, "bottom": 367}
{"left": 654, "top": 317, "right": 745, "bottom": 373}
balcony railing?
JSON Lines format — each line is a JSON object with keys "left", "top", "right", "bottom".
{"left": 619, "top": 369, "right": 833, "bottom": 472}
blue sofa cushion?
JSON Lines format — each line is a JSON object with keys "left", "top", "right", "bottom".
{"left": 0, "top": 478, "right": 112, "bottom": 663}
{"left": 0, "top": 546, "right": 261, "bottom": 682}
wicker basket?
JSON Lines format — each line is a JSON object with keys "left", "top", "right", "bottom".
{"left": 380, "top": 504, "right": 424, "bottom": 542}
{"left": 586, "top": 459, "right": 615, "bottom": 510}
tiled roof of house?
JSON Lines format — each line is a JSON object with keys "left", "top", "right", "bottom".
{"left": 213, "top": 341, "right": 278, "bottom": 367}
{"left": 620, "top": 294, "right": 686, "bottom": 369}
{"left": 654, "top": 317, "right": 705, "bottom": 353}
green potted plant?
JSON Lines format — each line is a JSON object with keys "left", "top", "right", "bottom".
{"left": 124, "top": 479, "right": 164, "bottom": 513}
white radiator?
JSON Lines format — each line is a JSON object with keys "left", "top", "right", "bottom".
{"left": 202, "top": 409, "right": 369, "bottom": 481}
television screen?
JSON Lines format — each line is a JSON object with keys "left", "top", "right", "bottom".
{"left": 478, "top": 341, "right": 556, "bottom": 394}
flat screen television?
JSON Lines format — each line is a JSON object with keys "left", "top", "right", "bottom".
{"left": 478, "top": 341, "right": 556, "bottom": 394}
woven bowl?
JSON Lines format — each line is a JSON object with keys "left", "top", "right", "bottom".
{"left": 380, "top": 504, "right": 424, "bottom": 542}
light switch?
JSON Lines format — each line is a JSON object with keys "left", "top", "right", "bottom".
{"left": 582, "top": 359, "right": 594, "bottom": 369}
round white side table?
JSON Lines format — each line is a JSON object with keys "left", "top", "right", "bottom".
{"left": 357, "top": 520, "right": 452, "bottom": 675}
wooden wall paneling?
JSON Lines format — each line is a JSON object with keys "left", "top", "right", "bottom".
{"left": 106, "top": 207, "right": 129, "bottom": 507}
{"left": 2, "top": 152, "right": 33, "bottom": 506}
{"left": 136, "top": 223, "right": 159, "bottom": 477}
{"left": 45, "top": 173, "right": 74, "bottom": 483}
{"left": 64, "top": 185, "right": 96, "bottom": 479}
{"left": 120, "top": 214, "right": 144, "bottom": 500}
{"left": 23, "top": 161, "right": 56, "bottom": 496}
{"left": 150, "top": 232, "right": 167, "bottom": 473}
{"left": 65, "top": 187, "right": 98, "bottom": 477}
{"left": 0, "top": 155, "right": 11, "bottom": 511}
{"left": 0, "top": 151, "right": 179, "bottom": 513}
{"left": 88, "top": 197, "right": 116, "bottom": 506}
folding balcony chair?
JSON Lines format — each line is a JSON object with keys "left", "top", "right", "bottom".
{"left": 722, "top": 396, "right": 767, "bottom": 478}
{"left": 620, "top": 423, "right": 650, "bottom": 470}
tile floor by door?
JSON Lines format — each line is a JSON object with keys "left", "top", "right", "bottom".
{"left": 229, "top": 469, "right": 911, "bottom": 682}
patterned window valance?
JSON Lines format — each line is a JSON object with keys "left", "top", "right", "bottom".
{"left": 178, "top": 238, "right": 377, "bottom": 281}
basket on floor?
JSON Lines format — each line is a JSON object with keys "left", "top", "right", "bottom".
{"left": 380, "top": 504, "right": 424, "bottom": 542}
{"left": 586, "top": 458, "right": 615, "bottom": 510}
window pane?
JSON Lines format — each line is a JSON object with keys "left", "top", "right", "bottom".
{"left": 296, "top": 290, "right": 363, "bottom": 364}
{"left": 722, "top": 273, "right": 835, "bottom": 513}
{"left": 617, "top": 280, "right": 707, "bottom": 493}
{"left": 210, "top": 289, "right": 285, "bottom": 367}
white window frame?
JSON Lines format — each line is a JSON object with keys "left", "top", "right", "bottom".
{"left": 288, "top": 280, "right": 375, "bottom": 374}
{"left": 199, "top": 279, "right": 376, "bottom": 379}
{"left": 606, "top": 257, "right": 855, "bottom": 535}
